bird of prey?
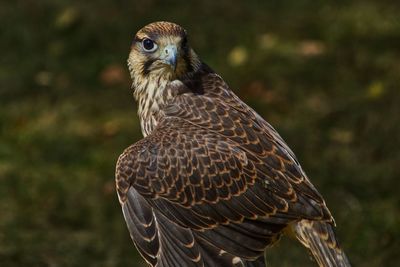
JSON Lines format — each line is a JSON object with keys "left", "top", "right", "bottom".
{"left": 116, "top": 21, "right": 351, "bottom": 267}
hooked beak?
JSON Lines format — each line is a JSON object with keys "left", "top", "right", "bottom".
{"left": 161, "top": 44, "right": 178, "bottom": 71}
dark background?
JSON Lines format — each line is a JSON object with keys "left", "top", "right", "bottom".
{"left": 1, "top": 0, "right": 399, "bottom": 266}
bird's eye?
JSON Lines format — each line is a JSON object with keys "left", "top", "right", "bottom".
{"left": 142, "top": 38, "right": 157, "bottom": 52}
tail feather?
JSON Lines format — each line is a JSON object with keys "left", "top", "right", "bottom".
{"left": 294, "top": 220, "right": 351, "bottom": 267}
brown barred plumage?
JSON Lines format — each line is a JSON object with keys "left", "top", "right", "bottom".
{"left": 116, "top": 21, "right": 351, "bottom": 267}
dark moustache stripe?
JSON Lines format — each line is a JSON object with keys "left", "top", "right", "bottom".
{"left": 142, "top": 58, "right": 156, "bottom": 75}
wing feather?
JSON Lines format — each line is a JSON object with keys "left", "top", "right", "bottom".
{"left": 116, "top": 72, "right": 336, "bottom": 266}
{"left": 121, "top": 188, "right": 158, "bottom": 266}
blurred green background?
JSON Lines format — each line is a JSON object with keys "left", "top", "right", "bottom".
{"left": 1, "top": 0, "right": 399, "bottom": 266}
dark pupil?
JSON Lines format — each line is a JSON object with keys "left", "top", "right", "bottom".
{"left": 143, "top": 39, "right": 154, "bottom": 50}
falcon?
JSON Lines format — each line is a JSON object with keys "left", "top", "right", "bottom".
{"left": 116, "top": 21, "right": 351, "bottom": 267}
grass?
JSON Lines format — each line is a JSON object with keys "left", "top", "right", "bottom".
{"left": 1, "top": 0, "right": 400, "bottom": 266}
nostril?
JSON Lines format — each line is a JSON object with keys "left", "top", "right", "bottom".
{"left": 165, "top": 49, "right": 169, "bottom": 54}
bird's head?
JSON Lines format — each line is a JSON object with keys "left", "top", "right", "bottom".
{"left": 128, "top": 22, "right": 201, "bottom": 96}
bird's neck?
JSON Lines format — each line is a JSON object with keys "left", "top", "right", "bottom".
{"left": 133, "top": 73, "right": 172, "bottom": 137}
{"left": 131, "top": 55, "right": 204, "bottom": 137}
